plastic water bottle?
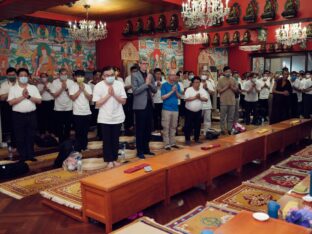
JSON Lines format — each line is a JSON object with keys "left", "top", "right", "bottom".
{"left": 261, "top": 118, "right": 265, "bottom": 126}
{"left": 8, "top": 146, "right": 13, "bottom": 161}
{"left": 77, "top": 158, "right": 82, "bottom": 174}
{"left": 120, "top": 144, "right": 126, "bottom": 163}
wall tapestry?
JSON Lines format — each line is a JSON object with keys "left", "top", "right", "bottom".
{"left": 0, "top": 20, "right": 96, "bottom": 78}
{"left": 138, "top": 38, "right": 183, "bottom": 75}
{"left": 197, "top": 48, "right": 228, "bottom": 74}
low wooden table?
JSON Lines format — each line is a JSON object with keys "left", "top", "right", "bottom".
{"left": 219, "top": 131, "right": 266, "bottom": 165}
{"left": 80, "top": 161, "right": 167, "bottom": 233}
{"left": 191, "top": 139, "right": 243, "bottom": 183}
{"left": 147, "top": 148, "right": 208, "bottom": 204}
{"left": 215, "top": 210, "right": 310, "bottom": 234}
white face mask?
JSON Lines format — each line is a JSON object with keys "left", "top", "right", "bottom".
{"left": 201, "top": 75, "right": 207, "bottom": 80}
{"left": 106, "top": 76, "right": 115, "bottom": 84}
{"left": 189, "top": 75, "right": 194, "bottom": 80}
{"left": 252, "top": 78, "right": 257, "bottom": 83}
{"left": 76, "top": 77, "right": 85, "bottom": 83}
{"left": 306, "top": 75, "right": 311, "bottom": 78}
{"left": 60, "top": 75, "right": 67, "bottom": 81}
{"left": 41, "top": 77, "right": 48, "bottom": 83}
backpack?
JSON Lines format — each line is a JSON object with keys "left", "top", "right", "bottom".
{"left": 0, "top": 161, "right": 29, "bottom": 179}
{"left": 53, "top": 139, "right": 76, "bottom": 168}
{"left": 205, "top": 128, "right": 220, "bottom": 140}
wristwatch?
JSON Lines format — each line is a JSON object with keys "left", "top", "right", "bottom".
{"left": 27, "top": 95, "right": 31, "bottom": 99}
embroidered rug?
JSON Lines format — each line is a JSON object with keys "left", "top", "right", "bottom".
{"left": 112, "top": 217, "right": 181, "bottom": 234}
{"left": 40, "top": 157, "right": 140, "bottom": 209}
{"left": 166, "top": 203, "right": 238, "bottom": 233}
{"left": 0, "top": 168, "right": 97, "bottom": 199}
{"left": 248, "top": 166, "right": 307, "bottom": 192}
{"left": 213, "top": 182, "right": 285, "bottom": 213}
{"left": 294, "top": 146, "right": 312, "bottom": 158}
{"left": 276, "top": 156, "right": 312, "bottom": 173}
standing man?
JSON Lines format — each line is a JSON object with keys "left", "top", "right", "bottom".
{"left": 303, "top": 71, "right": 312, "bottom": 119}
{"left": 200, "top": 73, "right": 214, "bottom": 131}
{"left": 289, "top": 71, "right": 301, "bottom": 118}
{"left": 124, "top": 65, "right": 138, "bottom": 135}
{"left": 243, "top": 73, "right": 261, "bottom": 125}
{"left": 0, "top": 67, "right": 17, "bottom": 147}
{"left": 132, "top": 57, "right": 157, "bottom": 158}
{"left": 152, "top": 68, "right": 164, "bottom": 132}
{"left": 161, "top": 72, "right": 182, "bottom": 150}
{"left": 217, "top": 66, "right": 237, "bottom": 135}
{"left": 258, "top": 71, "right": 271, "bottom": 122}
{"left": 69, "top": 70, "right": 92, "bottom": 152}
{"left": 232, "top": 71, "right": 242, "bottom": 124}
{"left": 8, "top": 68, "right": 41, "bottom": 161}
{"left": 50, "top": 68, "right": 74, "bottom": 143}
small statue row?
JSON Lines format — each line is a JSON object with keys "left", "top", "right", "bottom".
{"left": 227, "top": 0, "right": 300, "bottom": 25}
{"left": 123, "top": 14, "right": 179, "bottom": 36}
{"left": 203, "top": 30, "right": 251, "bottom": 47}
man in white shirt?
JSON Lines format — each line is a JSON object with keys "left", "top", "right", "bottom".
{"left": 258, "top": 71, "right": 271, "bottom": 122}
{"left": 69, "top": 70, "right": 92, "bottom": 152}
{"left": 200, "top": 74, "right": 214, "bottom": 131}
{"left": 232, "top": 71, "right": 242, "bottom": 124}
{"left": 184, "top": 76, "right": 208, "bottom": 145}
{"left": 88, "top": 70, "right": 101, "bottom": 130}
{"left": 50, "top": 68, "right": 74, "bottom": 143}
{"left": 124, "top": 65, "right": 138, "bottom": 135}
{"left": 289, "top": 71, "right": 301, "bottom": 118}
{"left": 152, "top": 68, "right": 164, "bottom": 132}
{"left": 8, "top": 68, "right": 41, "bottom": 161}
{"left": 243, "top": 73, "right": 261, "bottom": 125}
{"left": 303, "top": 71, "right": 312, "bottom": 119}
{"left": 37, "top": 72, "right": 54, "bottom": 139}
{"left": 93, "top": 66, "right": 127, "bottom": 168}
{"left": 298, "top": 70, "right": 305, "bottom": 116}
{"left": 0, "top": 67, "right": 17, "bottom": 147}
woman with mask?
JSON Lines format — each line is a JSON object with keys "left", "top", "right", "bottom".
{"left": 37, "top": 72, "right": 54, "bottom": 139}
{"left": 50, "top": 68, "right": 74, "bottom": 143}
{"left": 8, "top": 68, "right": 41, "bottom": 161}
{"left": 0, "top": 67, "right": 17, "bottom": 147}
{"left": 270, "top": 70, "right": 293, "bottom": 124}
{"left": 184, "top": 76, "right": 208, "bottom": 145}
{"left": 69, "top": 70, "right": 92, "bottom": 152}
{"left": 93, "top": 66, "right": 127, "bottom": 168}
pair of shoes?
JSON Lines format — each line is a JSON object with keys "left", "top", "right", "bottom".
{"left": 228, "top": 130, "right": 232, "bottom": 135}
{"left": 171, "top": 144, "right": 180, "bottom": 149}
{"left": 220, "top": 131, "right": 226, "bottom": 135}
{"left": 137, "top": 154, "right": 146, "bottom": 159}
{"left": 195, "top": 140, "right": 202, "bottom": 144}
{"left": 165, "top": 145, "right": 171, "bottom": 150}
{"left": 107, "top": 162, "right": 114, "bottom": 168}
{"left": 113, "top": 161, "right": 121, "bottom": 167}
{"left": 185, "top": 140, "right": 191, "bottom": 146}
{"left": 144, "top": 151, "right": 155, "bottom": 156}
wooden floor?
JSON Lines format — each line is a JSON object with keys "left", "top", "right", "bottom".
{"left": 0, "top": 140, "right": 310, "bottom": 234}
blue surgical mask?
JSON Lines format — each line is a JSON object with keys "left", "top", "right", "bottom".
{"left": 291, "top": 75, "right": 297, "bottom": 81}
{"left": 19, "top": 76, "right": 28, "bottom": 84}
{"left": 106, "top": 76, "right": 115, "bottom": 84}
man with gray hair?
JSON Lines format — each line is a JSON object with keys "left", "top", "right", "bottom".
{"left": 132, "top": 57, "right": 157, "bottom": 158}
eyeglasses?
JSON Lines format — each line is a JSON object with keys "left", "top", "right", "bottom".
{"left": 140, "top": 62, "right": 149, "bottom": 65}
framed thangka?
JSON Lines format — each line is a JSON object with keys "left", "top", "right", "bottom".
{"left": 138, "top": 38, "right": 183, "bottom": 75}
{"left": 197, "top": 48, "right": 228, "bottom": 74}
{"left": 121, "top": 42, "right": 139, "bottom": 77}
{"left": 252, "top": 57, "right": 265, "bottom": 74}
{"left": 0, "top": 20, "right": 96, "bottom": 79}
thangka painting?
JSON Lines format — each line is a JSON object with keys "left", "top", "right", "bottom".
{"left": 252, "top": 57, "right": 265, "bottom": 75}
{"left": 0, "top": 20, "right": 96, "bottom": 78}
{"left": 138, "top": 38, "right": 183, "bottom": 75}
{"left": 197, "top": 48, "right": 228, "bottom": 74}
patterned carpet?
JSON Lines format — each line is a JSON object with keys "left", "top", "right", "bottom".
{"left": 213, "top": 182, "right": 285, "bottom": 213}
{"left": 166, "top": 203, "right": 238, "bottom": 233}
{"left": 276, "top": 156, "right": 312, "bottom": 173}
{"left": 293, "top": 146, "right": 312, "bottom": 157}
{"left": 248, "top": 166, "right": 307, "bottom": 192}
{"left": 0, "top": 168, "right": 91, "bottom": 199}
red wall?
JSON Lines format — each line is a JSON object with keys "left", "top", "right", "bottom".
{"left": 96, "top": 0, "right": 312, "bottom": 75}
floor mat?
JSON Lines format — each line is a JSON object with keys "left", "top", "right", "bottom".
{"left": 275, "top": 156, "right": 312, "bottom": 173}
